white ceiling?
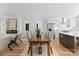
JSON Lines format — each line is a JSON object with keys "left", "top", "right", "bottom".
{"left": 0, "top": 3, "right": 79, "bottom": 17}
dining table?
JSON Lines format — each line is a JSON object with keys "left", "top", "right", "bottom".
{"left": 29, "top": 35, "right": 50, "bottom": 56}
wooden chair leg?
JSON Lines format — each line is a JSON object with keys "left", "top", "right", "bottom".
{"left": 28, "top": 47, "right": 30, "bottom": 54}
{"left": 8, "top": 44, "right": 13, "bottom": 51}
{"left": 14, "top": 42, "right": 19, "bottom": 46}
{"left": 50, "top": 47, "right": 53, "bottom": 54}
{"left": 19, "top": 39, "right": 23, "bottom": 43}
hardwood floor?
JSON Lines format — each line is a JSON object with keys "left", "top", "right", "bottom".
{"left": 52, "top": 39, "right": 79, "bottom": 56}
{"left": 0, "top": 38, "right": 79, "bottom": 56}
{"left": 0, "top": 38, "right": 28, "bottom": 56}
{"left": 51, "top": 39, "right": 73, "bottom": 56}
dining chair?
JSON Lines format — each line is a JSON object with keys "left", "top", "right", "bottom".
{"left": 48, "top": 29, "right": 53, "bottom": 54}
{"left": 8, "top": 34, "right": 18, "bottom": 51}
{"left": 27, "top": 31, "right": 32, "bottom": 54}
{"left": 18, "top": 33, "right": 23, "bottom": 43}
{"left": 8, "top": 33, "right": 23, "bottom": 51}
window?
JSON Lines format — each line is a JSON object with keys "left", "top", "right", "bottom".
{"left": 6, "top": 18, "right": 17, "bottom": 34}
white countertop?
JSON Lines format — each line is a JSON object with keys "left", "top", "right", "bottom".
{"left": 60, "top": 31, "right": 79, "bottom": 37}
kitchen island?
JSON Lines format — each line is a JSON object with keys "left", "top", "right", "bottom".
{"left": 59, "top": 31, "right": 79, "bottom": 52}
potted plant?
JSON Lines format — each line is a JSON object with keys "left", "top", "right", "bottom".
{"left": 36, "top": 28, "right": 41, "bottom": 38}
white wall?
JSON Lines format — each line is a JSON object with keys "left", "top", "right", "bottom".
{"left": 0, "top": 3, "right": 78, "bottom": 36}
{"left": 0, "top": 3, "right": 78, "bottom": 17}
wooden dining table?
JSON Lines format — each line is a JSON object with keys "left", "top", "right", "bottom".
{"left": 29, "top": 36, "right": 50, "bottom": 56}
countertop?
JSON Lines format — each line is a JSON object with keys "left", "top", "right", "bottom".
{"left": 60, "top": 31, "right": 79, "bottom": 37}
